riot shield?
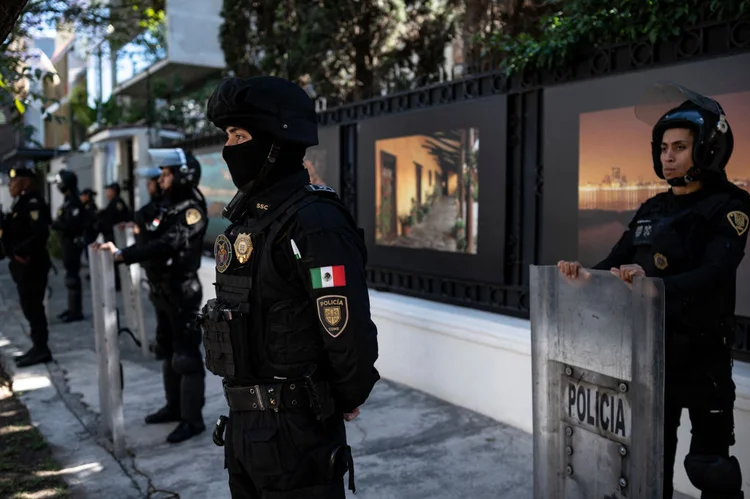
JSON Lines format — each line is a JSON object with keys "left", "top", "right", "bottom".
{"left": 530, "top": 266, "right": 665, "bottom": 499}
{"left": 113, "top": 224, "right": 149, "bottom": 357}
{"left": 88, "top": 245, "right": 126, "bottom": 458}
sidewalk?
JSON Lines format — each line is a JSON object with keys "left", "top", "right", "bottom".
{"left": 0, "top": 259, "right": 690, "bottom": 499}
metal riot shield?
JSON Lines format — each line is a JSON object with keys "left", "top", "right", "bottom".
{"left": 530, "top": 266, "right": 665, "bottom": 499}
{"left": 113, "top": 224, "right": 149, "bottom": 356}
{"left": 88, "top": 245, "right": 126, "bottom": 458}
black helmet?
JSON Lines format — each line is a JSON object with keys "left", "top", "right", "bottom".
{"left": 636, "top": 81, "right": 733, "bottom": 185}
{"left": 206, "top": 76, "right": 318, "bottom": 148}
{"left": 81, "top": 188, "right": 97, "bottom": 197}
{"left": 47, "top": 169, "right": 78, "bottom": 193}
{"left": 147, "top": 148, "right": 201, "bottom": 187}
{"left": 8, "top": 167, "right": 36, "bottom": 180}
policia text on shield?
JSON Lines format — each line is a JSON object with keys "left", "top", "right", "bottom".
{"left": 558, "top": 82, "right": 747, "bottom": 499}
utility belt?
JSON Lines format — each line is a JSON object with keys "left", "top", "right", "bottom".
{"left": 222, "top": 368, "right": 336, "bottom": 419}
{"left": 223, "top": 381, "right": 312, "bottom": 412}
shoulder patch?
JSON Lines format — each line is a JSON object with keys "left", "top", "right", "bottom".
{"left": 305, "top": 184, "right": 336, "bottom": 194}
{"left": 116, "top": 202, "right": 124, "bottom": 211}
{"left": 727, "top": 210, "right": 749, "bottom": 236}
{"left": 214, "top": 234, "right": 232, "bottom": 273}
{"left": 185, "top": 208, "right": 202, "bottom": 225}
{"left": 316, "top": 295, "right": 349, "bottom": 338}
{"left": 30, "top": 210, "right": 39, "bottom": 221}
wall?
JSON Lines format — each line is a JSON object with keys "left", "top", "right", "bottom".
{"left": 166, "top": 0, "right": 226, "bottom": 69}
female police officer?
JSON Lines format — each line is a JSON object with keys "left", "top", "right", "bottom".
{"left": 559, "top": 83, "right": 747, "bottom": 498}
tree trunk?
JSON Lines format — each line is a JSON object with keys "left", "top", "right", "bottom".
{"left": 0, "top": 0, "right": 28, "bottom": 44}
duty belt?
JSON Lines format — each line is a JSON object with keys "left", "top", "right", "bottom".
{"left": 223, "top": 382, "right": 312, "bottom": 412}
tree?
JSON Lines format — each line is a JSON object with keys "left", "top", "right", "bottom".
{"left": 219, "top": 0, "right": 460, "bottom": 103}
{"left": 0, "top": 0, "right": 28, "bottom": 43}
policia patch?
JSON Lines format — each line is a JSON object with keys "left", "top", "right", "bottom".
{"left": 316, "top": 295, "right": 349, "bottom": 338}
{"left": 727, "top": 211, "right": 749, "bottom": 236}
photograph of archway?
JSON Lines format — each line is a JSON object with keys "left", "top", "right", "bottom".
{"left": 374, "top": 128, "right": 480, "bottom": 254}
{"left": 577, "top": 90, "right": 750, "bottom": 267}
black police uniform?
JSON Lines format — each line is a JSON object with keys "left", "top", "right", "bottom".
{"left": 118, "top": 153, "right": 207, "bottom": 444}
{"left": 132, "top": 177, "right": 170, "bottom": 359}
{"left": 1, "top": 168, "right": 53, "bottom": 367}
{"left": 98, "top": 184, "right": 133, "bottom": 291}
{"left": 80, "top": 188, "right": 99, "bottom": 246}
{"left": 51, "top": 170, "right": 86, "bottom": 322}
{"left": 98, "top": 184, "right": 133, "bottom": 243}
{"left": 594, "top": 85, "right": 746, "bottom": 499}
{"left": 200, "top": 76, "right": 379, "bottom": 499}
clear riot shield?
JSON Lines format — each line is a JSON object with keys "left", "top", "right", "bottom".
{"left": 530, "top": 266, "right": 665, "bottom": 499}
{"left": 113, "top": 224, "right": 149, "bottom": 357}
{"left": 88, "top": 246, "right": 126, "bottom": 458}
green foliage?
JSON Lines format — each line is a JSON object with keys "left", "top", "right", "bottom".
{"left": 485, "top": 0, "right": 750, "bottom": 76}
{"left": 219, "top": 0, "right": 460, "bottom": 101}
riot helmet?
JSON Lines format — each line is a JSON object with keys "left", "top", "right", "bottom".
{"left": 206, "top": 76, "right": 318, "bottom": 147}
{"left": 147, "top": 148, "right": 202, "bottom": 187}
{"left": 206, "top": 76, "right": 318, "bottom": 192}
{"left": 636, "top": 81, "right": 733, "bottom": 186}
{"left": 47, "top": 169, "right": 78, "bottom": 194}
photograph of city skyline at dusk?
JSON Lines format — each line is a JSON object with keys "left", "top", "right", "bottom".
{"left": 577, "top": 90, "right": 750, "bottom": 268}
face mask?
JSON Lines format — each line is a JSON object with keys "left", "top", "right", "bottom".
{"left": 222, "top": 136, "right": 275, "bottom": 190}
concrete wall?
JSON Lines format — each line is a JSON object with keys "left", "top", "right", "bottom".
{"left": 166, "top": 0, "right": 225, "bottom": 69}
{"left": 193, "top": 258, "right": 750, "bottom": 498}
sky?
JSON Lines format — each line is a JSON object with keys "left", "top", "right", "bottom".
{"left": 579, "top": 91, "right": 750, "bottom": 185}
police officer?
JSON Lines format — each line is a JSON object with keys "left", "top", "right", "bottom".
{"left": 80, "top": 188, "right": 99, "bottom": 247}
{"left": 558, "top": 83, "right": 746, "bottom": 499}
{"left": 200, "top": 76, "right": 380, "bottom": 498}
{"left": 95, "top": 149, "right": 208, "bottom": 444}
{"left": 97, "top": 182, "right": 132, "bottom": 291}
{"left": 50, "top": 169, "right": 85, "bottom": 323}
{"left": 131, "top": 168, "right": 171, "bottom": 360}
{"left": 1, "top": 167, "right": 53, "bottom": 367}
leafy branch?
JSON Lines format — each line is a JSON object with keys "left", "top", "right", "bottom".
{"left": 482, "top": 0, "right": 750, "bottom": 76}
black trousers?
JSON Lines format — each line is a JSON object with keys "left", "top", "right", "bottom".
{"left": 9, "top": 258, "right": 50, "bottom": 350}
{"left": 663, "top": 346, "right": 739, "bottom": 499}
{"left": 62, "top": 240, "right": 82, "bottom": 315}
{"left": 225, "top": 409, "right": 348, "bottom": 499}
{"left": 150, "top": 276, "right": 205, "bottom": 428}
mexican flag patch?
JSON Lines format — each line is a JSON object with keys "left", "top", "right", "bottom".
{"left": 310, "top": 265, "right": 346, "bottom": 289}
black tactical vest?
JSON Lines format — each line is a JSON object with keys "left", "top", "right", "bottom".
{"left": 201, "top": 185, "right": 356, "bottom": 384}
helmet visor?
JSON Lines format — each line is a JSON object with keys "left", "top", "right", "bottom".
{"left": 635, "top": 81, "right": 723, "bottom": 126}
{"left": 147, "top": 148, "right": 187, "bottom": 169}
{"left": 135, "top": 166, "right": 162, "bottom": 179}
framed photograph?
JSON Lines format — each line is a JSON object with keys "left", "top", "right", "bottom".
{"left": 358, "top": 95, "right": 507, "bottom": 283}
{"left": 542, "top": 52, "right": 750, "bottom": 315}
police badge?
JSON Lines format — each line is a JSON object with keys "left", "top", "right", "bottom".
{"left": 233, "top": 233, "right": 253, "bottom": 264}
{"left": 214, "top": 234, "right": 233, "bottom": 273}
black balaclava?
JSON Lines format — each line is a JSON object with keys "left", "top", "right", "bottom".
{"left": 222, "top": 130, "right": 306, "bottom": 192}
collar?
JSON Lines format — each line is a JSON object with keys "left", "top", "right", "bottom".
{"left": 246, "top": 169, "right": 311, "bottom": 219}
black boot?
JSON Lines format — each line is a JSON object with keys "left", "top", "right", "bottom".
{"left": 166, "top": 420, "right": 205, "bottom": 444}
{"left": 57, "top": 310, "right": 70, "bottom": 320}
{"left": 144, "top": 406, "right": 181, "bottom": 425}
{"left": 15, "top": 346, "right": 52, "bottom": 367}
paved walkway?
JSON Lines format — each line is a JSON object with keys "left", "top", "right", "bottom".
{"left": 0, "top": 258, "right": 692, "bottom": 498}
